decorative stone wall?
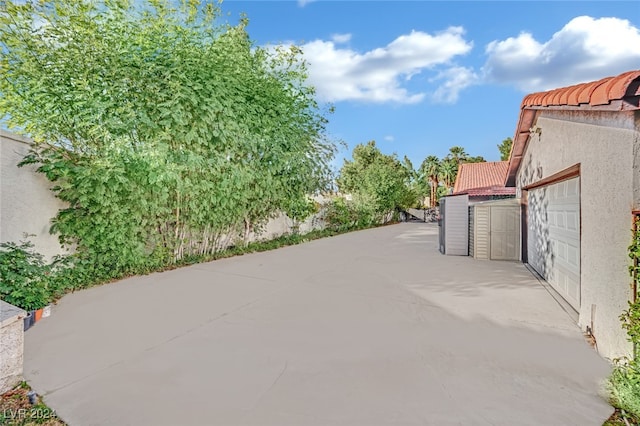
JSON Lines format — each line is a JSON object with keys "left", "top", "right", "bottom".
{"left": 0, "top": 300, "right": 26, "bottom": 394}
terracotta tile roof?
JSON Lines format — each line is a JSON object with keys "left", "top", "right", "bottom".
{"left": 506, "top": 70, "right": 640, "bottom": 186}
{"left": 521, "top": 70, "right": 640, "bottom": 108}
{"left": 453, "top": 161, "right": 511, "bottom": 195}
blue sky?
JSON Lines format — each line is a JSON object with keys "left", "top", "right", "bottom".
{"left": 219, "top": 0, "right": 640, "bottom": 170}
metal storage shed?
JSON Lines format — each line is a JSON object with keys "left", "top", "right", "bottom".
{"left": 438, "top": 194, "right": 469, "bottom": 256}
{"left": 468, "top": 198, "right": 520, "bottom": 261}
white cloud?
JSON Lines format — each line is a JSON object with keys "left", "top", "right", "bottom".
{"left": 299, "top": 27, "right": 473, "bottom": 104}
{"left": 483, "top": 16, "right": 640, "bottom": 92}
{"left": 431, "top": 66, "right": 479, "bottom": 104}
{"left": 384, "top": 135, "right": 395, "bottom": 142}
{"left": 331, "top": 33, "right": 352, "bottom": 44}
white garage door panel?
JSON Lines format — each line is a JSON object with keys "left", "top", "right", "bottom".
{"left": 528, "top": 177, "right": 580, "bottom": 310}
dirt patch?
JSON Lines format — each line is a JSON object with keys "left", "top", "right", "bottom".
{"left": 1, "top": 382, "right": 65, "bottom": 426}
{"left": 604, "top": 408, "right": 640, "bottom": 425}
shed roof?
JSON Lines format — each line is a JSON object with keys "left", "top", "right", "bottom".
{"left": 453, "top": 161, "right": 512, "bottom": 195}
{"left": 506, "top": 70, "right": 640, "bottom": 186}
{"left": 457, "top": 186, "right": 516, "bottom": 197}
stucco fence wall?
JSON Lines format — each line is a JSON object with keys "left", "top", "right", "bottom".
{"left": 1, "top": 130, "right": 69, "bottom": 260}
{"left": 1, "top": 130, "right": 328, "bottom": 261}
{"left": 247, "top": 202, "right": 327, "bottom": 243}
{"left": 516, "top": 113, "right": 640, "bottom": 360}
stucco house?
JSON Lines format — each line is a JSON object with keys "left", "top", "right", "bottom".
{"left": 452, "top": 161, "right": 516, "bottom": 202}
{"left": 505, "top": 69, "right": 640, "bottom": 360}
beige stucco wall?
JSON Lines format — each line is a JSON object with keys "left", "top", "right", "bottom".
{"left": 245, "top": 196, "right": 330, "bottom": 243}
{"left": 0, "top": 130, "right": 68, "bottom": 260}
{"left": 516, "top": 115, "right": 639, "bottom": 360}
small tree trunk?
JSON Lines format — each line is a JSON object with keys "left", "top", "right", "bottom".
{"left": 243, "top": 218, "right": 252, "bottom": 246}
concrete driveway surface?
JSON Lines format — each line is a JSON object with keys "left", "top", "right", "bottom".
{"left": 24, "top": 223, "right": 612, "bottom": 426}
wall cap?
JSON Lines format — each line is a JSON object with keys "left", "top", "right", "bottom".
{"left": 0, "top": 300, "right": 27, "bottom": 328}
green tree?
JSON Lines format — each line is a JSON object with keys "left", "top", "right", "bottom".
{"left": 444, "top": 146, "right": 485, "bottom": 165}
{"left": 1, "top": 0, "right": 335, "bottom": 276}
{"left": 402, "top": 155, "right": 426, "bottom": 207}
{"left": 438, "top": 158, "right": 458, "bottom": 191}
{"left": 465, "top": 155, "right": 486, "bottom": 163}
{"left": 337, "top": 141, "right": 416, "bottom": 221}
{"left": 440, "top": 146, "right": 486, "bottom": 193}
{"left": 419, "top": 155, "right": 441, "bottom": 208}
{"left": 402, "top": 156, "right": 417, "bottom": 185}
{"left": 498, "top": 137, "right": 514, "bottom": 161}
{"left": 418, "top": 146, "right": 485, "bottom": 205}
{"left": 447, "top": 146, "right": 469, "bottom": 165}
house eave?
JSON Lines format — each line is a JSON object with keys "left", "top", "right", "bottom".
{"left": 505, "top": 97, "right": 640, "bottom": 187}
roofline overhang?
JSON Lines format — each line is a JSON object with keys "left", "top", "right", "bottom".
{"left": 505, "top": 108, "right": 537, "bottom": 187}
{"left": 505, "top": 83, "right": 640, "bottom": 188}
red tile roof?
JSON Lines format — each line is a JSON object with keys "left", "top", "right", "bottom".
{"left": 453, "top": 161, "right": 513, "bottom": 195}
{"left": 521, "top": 70, "right": 640, "bottom": 108}
{"left": 506, "top": 70, "right": 640, "bottom": 186}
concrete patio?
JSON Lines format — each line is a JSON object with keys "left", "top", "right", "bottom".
{"left": 24, "top": 222, "right": 612, "bottom": 425}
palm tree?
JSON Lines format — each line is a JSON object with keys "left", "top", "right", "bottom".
{"left": 438, "top": 158, "right": 458, "bottom": 192}
{"left": 447, "top": 146, "right": 468, "bottom": 165}
{"left": 420, "top": 156, "right": 441, "bottom": 208}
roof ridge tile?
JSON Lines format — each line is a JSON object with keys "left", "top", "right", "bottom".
{"left": 521, "top": 70, "right": 640, "bottom": 109}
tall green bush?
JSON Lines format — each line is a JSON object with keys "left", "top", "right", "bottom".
{"left": 323, "top": 197, "right": 377, "bottom": 231}
{"left": 1, "top": 0, "right": 335, "bottom": 281}
{"left": 336, "top": 141, "right": 417, "bottom": 222}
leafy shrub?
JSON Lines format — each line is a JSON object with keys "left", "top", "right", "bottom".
{"left": 621, "top": 299, "right": 640, "bottom": 357}
{"left": 608, "top": 360, "right": 640, "bottom": 419}
{"left": 0, "top": 240, "right": 51, "bottom": 311}
{"left": 324, "top": 197, "right": 368, "bottom": 231}
{"left": 608, "top": 217, "right": 640, "bottom": 419}
{"left": 324, "top": 198, "right": 357, "bottom": 231}
{"left": 322, "top": 196, "right": 396, "bottom": 232}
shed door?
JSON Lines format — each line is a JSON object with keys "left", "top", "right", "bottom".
{"left": 474, "top": 206, "right": 490, "bottom": 260}
{"left": 527, "top": 177, "right": 580, "bottom": 310}
{"left": 490, "top": 206, "right": 520, "bottom": 260}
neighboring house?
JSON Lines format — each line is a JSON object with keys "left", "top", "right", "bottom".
{"left": 453, "top": 161, "right": 516, "bottom": 202}
{"left": 505, "top": 69, "right": 640, "bottom": 360}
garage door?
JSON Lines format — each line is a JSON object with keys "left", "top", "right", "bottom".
{"left": 527, "top": 177, "right": 580, "bottom": 310}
